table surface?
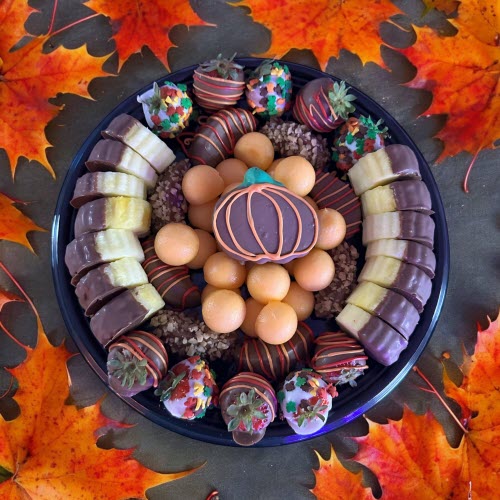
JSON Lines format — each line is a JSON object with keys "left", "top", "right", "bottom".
{"left": 1, "top": 1, "right": 499, "bottom": 499}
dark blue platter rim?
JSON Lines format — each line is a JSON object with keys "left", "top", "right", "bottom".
{"left": 51, "top": 58, "right": 449, "bottom": 447}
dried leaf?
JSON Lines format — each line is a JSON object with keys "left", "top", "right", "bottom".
{"left": 0, "top": 290, "right": 23, "bottom": 312}
{"left": 311, "top": 446, "right": 374, "bottom": 500}
{"left": 400, "top": 1, "right": 499, "bottom": 161}
{"left": 236, "top": 0, "right": 400, "bottom": 69}
{"left": 0, "top": 331, "right": 198, "bottom": 498}
{"left": 422, "top": 0, "right": 459, "bottom": 16}
{"left": 0, "top": 4, "right": 112, "bottom": 178}
{"left": 443, "top": 310, "right": 500, "bottom": 497}
{"left": 85, "top": 0, "right": 210, "bottom": 70}
{"left": 0, "top": 193, "right": 46, "bottom": 253}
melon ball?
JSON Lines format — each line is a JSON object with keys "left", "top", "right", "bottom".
{"left": 293, "top": 249, "right": 335, "bottom": 292}
{"left": 246, "top": 262, "right": 291, "bottom": 303}
{"left": 240, "top": 297, "right": 265, "bottom": 338}
{"left": 216, "top": 158, "right": 248, "bottom": 186}
{"left": 282, "top": 282, "right": 315, "bottom": 321}
{"left": 267, "top": 158, "right": 285, "bottom": 178}
{"left": 201, "top": 284, "right": 242, "bottom": 303}
{"left": 187, "top": 230, "right": 217, "bottom": 269}
{"left": 282, "top": 260, "right": 295, "bottom": 276}
{"left": 222, "top": 182, "right": 241, "bottom": 196}
{"left": 274, "top": 156, "right": 316, "bottom": 197}
{"left": 154, "top": 223, "right": 199, "bottom": 266}
{"left": 304, "top": 196, "right": 319, "bottom": 211}
{"left": 202, "top": 289, "right": 246, "bottom": 333}
{"left": 255, "top": 301, "right": 298, "bottom": 345}
{"left": 203, "top": 252, "right": 247, "bottom": 289}
{"left": 234, "top": 132, "right": 274, "bottom": 171}
{"left": 182, "top": 165, "right": 224, "bottom": 205}
{"left": 315, "top": 208, "right": 347, "bottom": 250}
{"left": 188, "top": 199, "right": 217, "bottom": 232}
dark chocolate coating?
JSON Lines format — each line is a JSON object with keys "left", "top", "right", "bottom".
{"left": 398, "top": 212, "right": 435, "bottom": 249}
{"left": 235, "top": 322, "right": 314, "bottom": 382}
{"left": 310, "top": 171, "right": 362, "bottom": 239}
{"left": 90, "top": 289, "right": 149, "bottom": 346}
{"left": 390, "top": 180, "right": 432, "bottom": 214}
{"left": 404, "top": 241, "right": 436, "bottom": 278}
{"left": 188, "top": 108, "right": 257, "bottom": 167}
{"left": 193, "top": 70, "right": 245, "bottom": 111}
{"left": 74, "top": 198, "right": 107, "bottom": 237}
{"left": 71, "top": 172, "right": 104, "bottom": 209}
{"left": 86, "top": 139, "right": 128, "bottom": 171}
{"left": 142, "top": 238, "right": 201, "bottom": 309}
{"left": 65, "top": 232, "right": 101, "bottom": 284}
{"left": 102, "top": 113, "right": 139, "bottom": 142}
{"left": 293, "top": 78, "right": 343, "bottom": 132}
{"left": 385, "top": 144, "right": 421, "bottom": 179}
{"left": 75, "top": 261, "right": 126, "bottom": 316}
{"left": 390, "top": 261, "right": 432, "bottom": 313}
{"left": 214, "top": 183, "right": 318, "bottom": 264}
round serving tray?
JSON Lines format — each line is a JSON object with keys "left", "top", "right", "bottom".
{"left": 51, "top": 58, "right": 449, "bottom": 446}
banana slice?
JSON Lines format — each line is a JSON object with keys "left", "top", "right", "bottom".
{"left": 74, "top": 197, "right": 152, "bottom": 238}
{"left": 347, "top": 144, "right": 421, "bottom": 196}
{"left": 71, "top": 172, "right": 146, "bottom": 209}
{"left": 86, "top": 139, "right": 158, "bottom": 188}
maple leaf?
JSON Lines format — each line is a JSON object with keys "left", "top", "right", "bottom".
{"left": 0, "top": 2, "right": 112, "bottom": 178}
{"left": 311, "top": 446, "right": 374, "bottom": 500}
{"left": 422, "top": 0, "right": 459, "bottom": 16}
{"left": 85, "top": 0, "right": 211, "bottom": 70}
{"left": 399, "top": 1, "right": 499, "bottom": 168}
{"left": 0, "top": 193, "right": 46, "bottom": 253}
{"left": 234, "top": 0, "right": 400, "bottom": 70}
{"left": 0, "top": 327, "right": 198, "bottom": 498}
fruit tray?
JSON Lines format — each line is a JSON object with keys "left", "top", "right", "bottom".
{"left": 52, "top": 58, "right": 449, "bottom": 446}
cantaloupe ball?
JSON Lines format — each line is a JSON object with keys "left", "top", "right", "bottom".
{"left": 282, "top": 282, "right": 315, "bottom": 321}
{"left": 274, "top": 156, "right": 316, "bottom": 197}
{"left": 293, "top": 249, "right": 335, "bottom": 292}
{"left": 154, "top": 223, "right": 199, "bottom": 266}
{"left": 255, "top": 301, "right": 298, "bottom": 345}
{"left": 188, "top": 199, "right": 217, "bottom": 232}
{"left": 267, "top": 158, "right": 285, "bottom": 178}
{"left": 182, "top": 165, "right": 224, "bottom": 205}
{"left": 315, "top": 208, "right": 347, "bottom": 250}
{"left": 222, "top": 182, "right": 241, "bottom": 196}
{"left": 202, "top": 290, "right": 246, "bottom": 333}
{"left": 187, "top": 230, "right": 217, "bottom": 269}
{"left": 234, "top": 132, "right": 274, "bottom": 171}
{"left": 304, "top": 196, "right": 319, "bottom": 211}
{"left": 282, "top": 260, "right": 295, "bottom": 276}
{"left": 240, "top": 297, "right": 265, "bottom": 338}
{"left": 203, "top": 252, "right": 247, "bottom": 289}
{"left": 246, "top": 262, "right": 290, "bottom": 303}
{"left": 201, "top": 284, "right": 242, "bottom": 303}
{"left": 216, "top": 158, "right": 248, "bottom": 186}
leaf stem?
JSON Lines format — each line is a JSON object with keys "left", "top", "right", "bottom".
{"left": 413, "top": 365, "right": 468, "bottom": 434}
{"left": 0, "top": 320, "right": 26, "bottom": 349}
{"left": 47, "top": 0, "right": 59, "bottom": 35}
{"left": 0, "top": 374, "right": 14, "bottom": 400}
{"left": 48, "top": 13, "right": 101, "bottom": 39}
{"left": 462, "top": 147, "right": 482, "bottom": 193}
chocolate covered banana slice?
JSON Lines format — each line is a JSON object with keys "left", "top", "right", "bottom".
{"left": 65, "top": 229, "right": 144, "bottom": 285}
{"left": 71, "top": 172, "right": 146, "bottom": 209}
{"left": 102, "top": 114, "right": 175, "bottom": 173}
{"left": 74, "top": 197, "right": 152, "bottom": 238}
{"left": 362, "top": 212, "right": 435, "bottom": 249}
{"left": 75, "top": 257, "right": 149, "bottom": 316}
{"left": 365, "top": 239, "right": 436, "bottom": 278}
{"left": 361, "top": 180, "right": 432, "bottom": 216}
{"left": 347, "top": 144, "right": 421, "bottom": 196}
{"left": 346, "top": 281, "right": 420, "bottom": 340}
{"left": 358, "top": 256, "right": 432, "bottom": 312}
{"left": 86, "top": 139, "right": 158, "bottom": 188}
{"left": 336, "top": 304, "right": 408, "bottom": 366}
{"left": 90, "top": 284, "right": 165, "bottom": 346}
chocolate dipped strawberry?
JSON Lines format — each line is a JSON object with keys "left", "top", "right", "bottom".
{"left": 293, "top": 78, "right": 356, "bottom": 132}
{"left": 193, "top": 54, "right": 245, "bottom": 111}
{"left": 220, "top": 372, "right": 277, "bottom": 446}
{"left": 278, "top": 369, "right": 337, "bottom": 435}
{"left": 155, "top": 356, "right": 218, "bottom": 420}
{"left": 107, "top": 330, "right": 168, "bottom": 397}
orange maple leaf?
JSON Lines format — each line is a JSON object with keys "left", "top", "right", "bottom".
{"left": 235, "top": 0, "right": 400, "bottom": 70}
{"left": 0, "top": 327, "right": 198, "bottom": 499}
{"left": 311, "top": 446, "right": 374, "bottom": 500}
{"left": 0, "top": 193, "right": 46, "bottom": 253}
{"left": 0, "top": 2, "right": 112, "bottom": 178}
{"left": 399, "top": 1, "right": 499, "bottom": 164}
{"left": 85, "top": 0, "right": 211, "bottom": 70}
{"left": 422, "top": 0, "right": 459, "bottom": 16}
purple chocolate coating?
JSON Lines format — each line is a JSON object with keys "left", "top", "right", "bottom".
{"left": 86, "top": 139, "right": 127, "bottom": 171}
{"left": 390, "top": 261, "right": 433, "bottom": 313}
{"left": 357, "top": 315, "right": 408, "bottom": 366}
{"left": 385, "top": 144, "right": 421, "bottom": 179}
{"left": 102, "top": 113, "right": 139, "bottom": 142}
{"left": 399, "top": 212, "right": 435, "bottom": 249}
{"left": 65, "top": 232, "right": 101, "bottom": 284}
{"left": 75, "top": 262, "right": 125, "bottom": 316}
{"left": 404, "top": 241, "right": 436, "bottom": 278}
{"left": 90, "top": 289, "right": 149, "bottom": 346}
{"left": 391, "top": 180, "right": 433, "bottom": 214}
{"left": 74, "top": 198, "right": 107, "bottom": 237}
{"left": 71, "top": 172, "right": 104, "bottom": 209}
